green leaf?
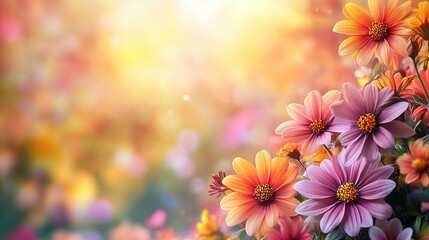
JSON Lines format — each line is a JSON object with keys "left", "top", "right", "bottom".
{"left": 413, "top": 216, "right": 422, "bottom": 232}
{"left": 413, "top": 94, "right": 426, "bottom": 105}
{"left": 326, "top": 229, "right": 346, "bottom": 240}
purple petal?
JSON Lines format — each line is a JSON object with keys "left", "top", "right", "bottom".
{"left": 319, "top": 159, "right": 344, "bottom": 186}
{"left": 347, "top": 157, "right": 367, "bottom": 185}
{"left": 361, "top": 139, "right": 381, "bottom": 162}
{"left": 383, "top": 121, "right": 415, "bottom": 138}
{"left": 378, "top": 102, "right": 408, "bottom": 124}
{"left": 316, "top": 131, "right": 332, "bottom": 146}
{"left": 368, "top": 226, "right": 388, "bottom": 240}
{"left": 331, "top": 101, "right": 359, "bottom": 121}
{"left": 338, "top": 129, "right": 362, "bottom": 146}
{"left": 372, "top": 126, "right": 395, "bottom": 149}
{"left": 376, "top": 87, "right": 394, "bottom": 109}
{"left": 327, "top": 121, "right": 352, "bottom": 132}
{"left": 359, "top": 179, "right": 396, "bottom": 199}
{"left": 356, "top": 204, "right": 373, "bottom": 228}
{"left": 359, "top": 199, "right": 393, "bottom": 219}
{"left": 359, "top": 165, "right": 394, "bottom": 188}
{"left": 307, "top": 165, "right": 337, "bottom": 189}
{"left": 342, "top": 204, "right": 361, "bottom": 237}
{"left": 295, "top": 199, "right": 336, "bottom": 216}
{"left": 363, "top": 84, "right": 379, "bottom": 113}
{"left": 294, "top": 180, "right": 334, "bottom": 199}
{"left": 387, "top": 218, "right": 403, "bottom": 238}
{"left": 287, "top": 103, "right": 311, "bottom": 122}
{"left": 397, "top": 228, "right": 413, "bottom": 240}
{"left": 343, "top": 83, "right": 366, "bottom": 116}
{"left": 304, "top": 90, "right": 322, "bottom": 120}
{"left": 339, "top": 135, "right": 366, "bottom": 165}
{"left": 301, "top": 135, "right": 319, "bottom": 155}
{"left": 320, "top": 203, "right": 345, "bottom": 233}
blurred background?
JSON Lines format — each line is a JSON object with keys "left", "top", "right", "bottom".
{"left": 0, "top": 0, "right": 357, "bottom": 239}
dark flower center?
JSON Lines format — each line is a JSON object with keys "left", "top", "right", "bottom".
{"left": 368, "top": 22, "right": 389, "bottom": 41}
{"left": 357, "top": 113, "right": 377, "bottom": 133}
{"left": 412, "top": 158, "right": 427, "bottom": 172}
{"left": 253, "top": 184, "right": 274, "bottom": 204}
{"left": 309, "top": 120, "right": 326, "bottom": 135}
{"left": 336, "top": 182, "right": 359, "bottom": 203}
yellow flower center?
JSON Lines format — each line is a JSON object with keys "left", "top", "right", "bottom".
{"left": 357, "top": 113, "right": 377, "bottom": 134}
{"left": 336, "top": 182, "right": 359, "bottom": 203}
{"left": 412, "top": 158, "right": 427, "bottom": 172}
{"left": 253, "top": 184, "right": 274, "bottom": 204}
{"left": 368, "top": 21, "right": 389, "bottom": 41}
{"left": 309, "top": 120, "right": 326, "bottom": 134}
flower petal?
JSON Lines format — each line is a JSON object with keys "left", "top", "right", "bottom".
{"left": 223, "top": 175, "right": 253, "bottom": 194}
{"left": 245, "top": 209, "right": 265, "bottom": 236}
{"left": 333, "top": 20, "right": 368, "bottom": 35}
{"left": 265, "top": 205, "right": 279, "bottom": 228}
{"left": 343, "top": 83, "right": 366, "bottom": 116}
{"left": 320, "top": 203, "right": 345, "bottom": 233}
{"left": 287, "top": 103, "right": 310, "bottom": 122}
{"left": 359, "top": 179, "right": 395, "bottom": 199}
{"left": 304, "top": 90, "right": 322, "bottom": 120}
{"left": 343, "top": 3, "right": 373, "bottom": 27}
{"left": 372, "top": 126, "right": 395, "bottom": 149}
{"left": 356, "top": 204, "right": 373, "bottom": 228}
{"left": 232, "top": 157, "right": 259, "bottom": 186}
{"left": 255, "top": 150, "right": 271, "bottom": 184}
{"left": 295, "top": 199, "right": 336, "bottom": 216}
{"left": 397, "top": 228, "right": 413, "bottom": 240}
{"left": 368, "top": 226, "right": 388, "bottom": 240}
{"left": 359, "top": 199, "right": 393, "bottom": 219}
{"left": 383, "top": 121, "right": 415, "bottom": 138}
{"left": 220, "top": 192, "right": 255, "bottom": 210}
{"left": 224, "top": 201, "right": 257, "bottom": 226}
{"left": 342, "top": 204, "right": 362, "bottom": 237}
{"left": 294, "top": 180, "right": 335, "bottom": 199}
{"left": 378, "top": 102, "right": 408, "bottom": 124}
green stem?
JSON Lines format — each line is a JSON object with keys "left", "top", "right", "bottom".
{"left": 412, "top": 58, "right": 429, "bottom": 103}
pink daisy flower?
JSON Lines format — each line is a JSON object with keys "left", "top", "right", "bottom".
{"left": 264, "top": 216, "right": 312, "bottom": 240}
{"left": 369, "top": 218, "right": 413, "bottom": 240}
{"left": 275, "top": 90, "right": 341, "bottom": 154}
{"left": 294, "top": 156, "right": 395, "bottom": 237}
{"left": 330, "top": 83, "right": 414, "bottom": 164}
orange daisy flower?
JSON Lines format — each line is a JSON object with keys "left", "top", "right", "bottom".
{"left": 220, "top": 150, "right": 299, "bottom": 236}
{"left": 409, "top": 1, "right": 429, "bottom": 40}
{"left": 397, "top": 139, "right": 429, "bottom": 187}
{"left": 333, "top": 0, "right": 413, "bottom": 67}
{"left": 372, "top": 70, "right": 414, "bottom": 98}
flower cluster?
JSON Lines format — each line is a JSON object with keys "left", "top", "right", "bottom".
{"left": 209, "top": 0, "right": 429, "bottom": 239}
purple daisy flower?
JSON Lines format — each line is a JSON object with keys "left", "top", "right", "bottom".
{"left": 330, "top": 83, "right": 414, "bottom": 164}
{"left": 369, "top": 218, "right": 413, "bottom": 240}
{"left": 294, "top": 156, "right": 395, "bottom": 237}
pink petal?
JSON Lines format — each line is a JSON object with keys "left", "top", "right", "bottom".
{"left": 295, "top": 199, "right": 336, "bottom": 216}
{"left": 342, "top": 204, "right": 362, "bottom": 237}
{"left": 362, "top": 139, "right": 382, "bottom": 162}
{"left": 331, "top": 101, "right": 358, "bottom": 122}
{"left": 294, "top": 180, "right": 334, "bottom": 199}
{"left": 387, "top": 218, "right": 403, "bottom": 239}
{"left": 307, "top": 165, "right": 337, "bottom": 189}
{"left": 145, "top": 209, "right": 167, "bottom": 228}
{"left": 304, "top": 90, "right": 322, "bottom": 120}
{"left": 338, "top": 129, "right": 363, "bottom": 145}
{"left": 397, "top": 228, "right": 413, "bottom": 240}
{"left": 405, "top": 172, "right": 420, "bottom": 184}
{"left": 378, "top": 102, "right": 408, "bottom": 124}
{"left": 363, "top": 83, "right": 379, "bottom": 113}
{"left": 383, "top": 121, "right": 415, "bottom": 138}
{"left": 277, "top": 125, "right": 313, "bottom": 143}
{"left": 359, "top": 179, "right": 396, "bottom": 199}
{"left": 343, "top": 83, "right": 366, "bottom": 116}
{"left": 369, "top": 226, "right": 388, "bottom": 240}
{"left": 359, "top": 199, "right": 393, "bottom": 219}
{"left": 245, "top": 209, "right": 265, "bottom": 236}
{"left": 265, "top": 205, "right": 279, "bottom": 228}
{"left": 356, "top": 41, "right": 377, "bottom": 66}
{"left": 339, "top": 135, "right": 366, "bottom": 165}
{"left": 319, "top": 203, "right": 345, "bottom": 233}
{"left": 373, "top": 126, "right": 395, "bottom": 149}
{"left": 320, "top": 159, "right": 345, "bottom": 186}
{"left": 287, "top": 103, "right": 311, "bottom": 122}
{"left": 348, "top": 157, "right": 367, "bottom": 185}
{"left": 376, "top": 87, "right": 394, "bottom": 109}
{"left": 328, "top": 121, "right": 353, "bottom": 132}
{"left": 387, "top": 35, "right": 408, "bottom": 57}
{"left": 356, "top": 204, "right": 373, "bottom": 228}
{"left": 359, "top": 165, "right": 394, "bottom": 187}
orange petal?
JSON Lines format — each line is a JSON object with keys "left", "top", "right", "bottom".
{"left": 387, "top": 35, "right": 408, "bottom": 57}
{"left": 368, "top": 0, "right": 386, "bottom": 22}
{"left": 275, "top": 197, "right": 300, "bottom": 216}
{"left": 265, "top": 205, "right": 279, "bottom": 228}
{"left": 225, "top": 201, "right": 258, "bottom": 227}
{"left": 220, "top": 192, "right": 254, "bottom": 210}
{"left": 232, "top": 157, "right": 259, "bottom": 186}
{"left": 223, "top": 175, "right": 254, "bottom": 194}
{"left": 343, "top": 3, "right": 373, "bottom": 27}
{"left": 256, "top": 150, "right": 271, "bottom": 184}
{"left": 245, "top": 208, "right": 265, "bottom": 236}
{"left": 422, "top": 173, "right": 429, "bottom": 187}
{"left": 270, "top": 157, "right": 290, "bottom": 188}
{"left": 333, "top": 20, "right": 368, "bottom": 35}
{"left": 356, "top": 40, "right": 376, "bottom": 65}
{"left": 338, "top": 36, "right": 370, "bottom": 56}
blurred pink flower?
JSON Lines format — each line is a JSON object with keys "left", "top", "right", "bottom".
{"left": 6, "top": 226, "right": 36, "bottom": 240}
{"left": 369, "top": 218, "right": 413, "bottom": 240}
{"left": 0, "top": 18, "right": 21, "bottom": 42}
{"left": 421, "top": 202, "right": 429, "bottom": 213}
{"left": 87, "top": 198, "right": 114, "bottom": 223}
{"left": 331, "top": 83, "right": 414, "bottom": 164}
{"left": 294, "top": 156, "right": 395, "bottom": 237}
{"left": 275, "top": 90, "right": 341, "bottom": 154}
{"left": 110, "top": 221, "right": 152, "bottom": 240}
{"left": 221, "top": 108, "right": 256, "bottom": 148}
{"left": 145, "top": 209, "right": 167, "bottom": 229}
{"left": 264, "top": 216, "right": 312, "bottom": 240}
